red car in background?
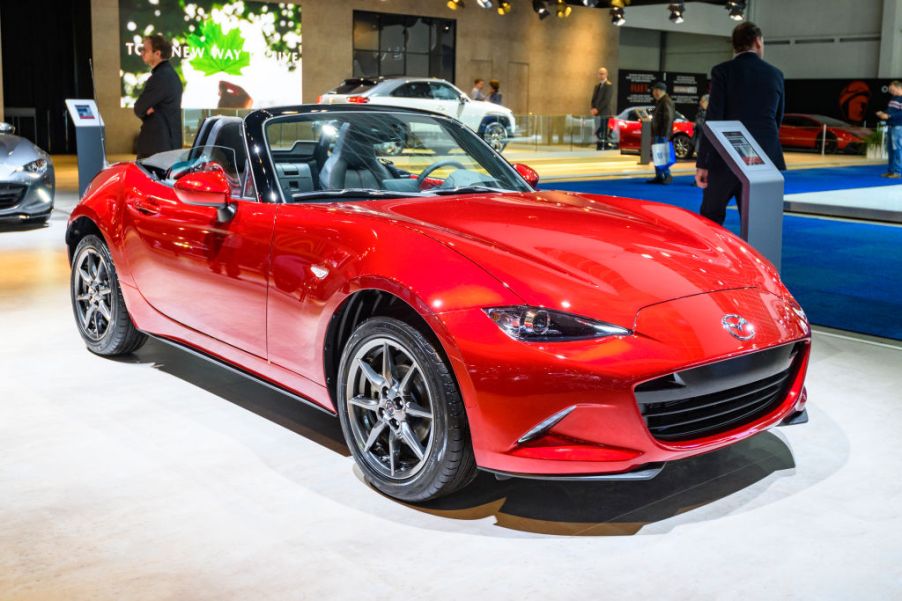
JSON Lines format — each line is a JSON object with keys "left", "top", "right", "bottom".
{"left": 779, "top": 113, "right": 872, "bottom": 154}
{"left": 610, "top": 106, "right": 696, "bottom": 159}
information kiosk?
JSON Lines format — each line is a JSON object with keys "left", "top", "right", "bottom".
{"left": 702, "top": 121, "right": 784, "bottom": 271}
{"left": 65, "top": 99, "right": 107, "bottom": 198}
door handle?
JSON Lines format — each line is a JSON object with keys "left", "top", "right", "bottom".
{"left": 130, "top": 198, "right": 160, "bottom": 216}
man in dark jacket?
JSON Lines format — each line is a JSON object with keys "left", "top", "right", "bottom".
{"left": 648, "top": 81, "right": 675, "bottom": 184}
{"left": 696, "top": 22, "right": 785, "bottom": 224}
{"left": 134, "top": 34, "right": 183, "bottom": 159}
{"left": 590, "top": 67, "right": 614, "bottom": 150}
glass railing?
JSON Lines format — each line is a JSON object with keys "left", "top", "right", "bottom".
{"left": 180, "top": 110, "right": 884, "bottom": 158}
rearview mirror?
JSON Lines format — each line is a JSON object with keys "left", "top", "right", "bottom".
{"left": 513, "top": 163, "right": 539, "bottom": 188}
{"left": 174, "top": 163, "right": 235, "bottom": 221}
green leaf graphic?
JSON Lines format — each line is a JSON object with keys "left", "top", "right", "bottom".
{"left": 187, "top": 19, "right": 251, "bottom": 77}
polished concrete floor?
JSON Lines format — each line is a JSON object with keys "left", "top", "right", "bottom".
{"left": 1, "top": 194, "right": 901, "bottom": 600}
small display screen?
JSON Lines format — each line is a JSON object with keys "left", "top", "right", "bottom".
{"left": 75, "top": 104, "right": 95, "bottom": 120}
{"left": 723, "top": 130, "right": 764, "bottom": 166}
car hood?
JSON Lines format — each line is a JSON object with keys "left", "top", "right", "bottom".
{"left": 0, "top": 134, "right": 45, "bottom": 177}
{"left": 366, "top": 190, "right": 775, "bottom": 327}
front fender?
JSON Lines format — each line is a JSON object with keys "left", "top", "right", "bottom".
{"left": 66, "top": 164, "right": 133, "bottom": 283}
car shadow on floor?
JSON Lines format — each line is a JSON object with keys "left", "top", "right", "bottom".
{"left": 123, "top": 338, "right": 349, "bottom": 456}
{"left": 123, "top": 338, "right": 798, "bottom": 536}
{"left": 410, "top": 431, "right": 796, "bottom": 535}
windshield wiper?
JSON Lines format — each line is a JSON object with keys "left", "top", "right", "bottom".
{"left": 430, "top": 185, "right": 511, "bottom": 196}
{"left": 290, "top": 189, "right": 426, "bottom": 202}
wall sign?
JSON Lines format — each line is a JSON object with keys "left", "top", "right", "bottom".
{"left": 119, "top": 0, "right": 302, "bottom": 109}
{"left": 617, "top": 70, "right": 708, "bottom": 120}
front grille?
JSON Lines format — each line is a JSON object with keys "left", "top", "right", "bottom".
{"left": 0, "top": 183, "right": 26, "bottom": 209}
{"left": 635, "top": 343, "right": 804, "bottom": 442}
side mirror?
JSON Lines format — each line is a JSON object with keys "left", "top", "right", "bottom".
{"left": 513, "top": 163, "right": 540, "bottom": 188}
{"left": 0, "top": 122, "right": 15, "bottom": 135}
{"left": 459, "top": 95, "right": 468, "bottom": 104}
{"left": 174, "top": 163, "right": 235, "bottom": 221}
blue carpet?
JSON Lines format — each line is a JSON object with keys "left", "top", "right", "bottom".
{"left": 548, "top": 165, "right": 902, "bottom": 340}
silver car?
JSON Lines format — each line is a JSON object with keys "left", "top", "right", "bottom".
{"left": 0, "top": 122, "right": 55, "bottom": 224}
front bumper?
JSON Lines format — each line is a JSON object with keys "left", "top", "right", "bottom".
{"left": 437, "top": 287, "right": 811, "bottom": 477}
{"left": 0, "top": 166, "right": 55, "bottom": 222}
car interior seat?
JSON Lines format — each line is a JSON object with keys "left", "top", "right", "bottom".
{"left": 318, "top": 122, "right": 391, "bottom": 190}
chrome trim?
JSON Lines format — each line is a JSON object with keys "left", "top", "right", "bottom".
{"left": 516, "top": 405, "right": 577, "bottom": 445}
{"left": 722, "top": 313, "right": 756, "bottom": 341}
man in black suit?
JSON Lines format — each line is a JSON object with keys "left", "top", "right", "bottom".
{"left": 134, "top": 34, "right": 183, "bottom": 159}
{"left": 590, "top": 67, "right": 614, "bottom": 150}
{"left": 696, "top": 22, "right": 785, "bottom": 225}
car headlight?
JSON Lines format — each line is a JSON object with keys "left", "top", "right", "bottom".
{"left": 23, "top": 158, "right": 49, "bottom": 175}
{"left": 484, "top": 306, "right": 631, "bottom": 341}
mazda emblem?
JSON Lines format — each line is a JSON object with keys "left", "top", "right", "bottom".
{"left": 722, "top": 314, "right": 756, "bottom": 340}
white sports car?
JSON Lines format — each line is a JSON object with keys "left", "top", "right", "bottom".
{"left": 319, "top": 77, "right": 516, "bottom": 152}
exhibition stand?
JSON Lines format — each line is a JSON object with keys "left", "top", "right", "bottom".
{"left": 64, "top": 99, "right": 107, "bottom": 198}
{"left": 703, "top": 120, "right": 785, "bottom": 271}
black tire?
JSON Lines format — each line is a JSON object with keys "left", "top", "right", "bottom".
{"left": 672, "top": 133, "right": 692, "bottom": 160}
{"left": 816, "top": 132, "right": 838, "bottom": 154}
{"left": 70, "top": 234, "right": 147, "bottom": 356}
{"left": 336, "top": 317, "right": 476, "bottom": 502}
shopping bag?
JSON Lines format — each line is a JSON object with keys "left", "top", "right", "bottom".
{"left": 652, "top": 141, "right": 677, "bottom": 168}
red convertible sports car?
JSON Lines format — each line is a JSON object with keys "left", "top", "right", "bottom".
{"left": 610, "top": 106, "right": 696, "bottom": 159}
{"left": 779, "top": 113, "right": 872, "bottom": 154}
{"left": 67, "top": 105, "right": 810, "bottom": 502}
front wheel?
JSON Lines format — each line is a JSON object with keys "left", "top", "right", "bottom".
{"left": 482, "top": 122, "right": 509, "bottom": 152}
{"left": 336, "top": 317, "right": 476, "bottom": 502}
{"left": 70, "top": 234, "right": 147, "bottom": 356}
{"left": 672, "top": 133, "right": 692, "bottom": 160}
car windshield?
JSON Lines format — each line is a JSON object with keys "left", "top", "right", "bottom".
{"left": 264, "top": 111, "right": 531, "bottom": 202}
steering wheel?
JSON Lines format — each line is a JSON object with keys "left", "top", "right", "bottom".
{"left": 416, "top": 160, "right": 468, "bottom": 187}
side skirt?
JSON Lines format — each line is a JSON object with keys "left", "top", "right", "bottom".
{"left": 149, "top": 334, "right": 337, "bottom": 417}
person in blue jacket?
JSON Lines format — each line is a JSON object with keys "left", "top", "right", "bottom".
{"left": 876, "top": 80, "right": 902, "bottom": 179}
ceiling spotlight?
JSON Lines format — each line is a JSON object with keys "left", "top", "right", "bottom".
{"left": 668, "top": 2, "right": 685, "bottom": 23}
{"left": 533, "top": 0, "right": 550, "bottom": 19}
{"left": 610, "top": 6, "right": 625, "bottom": 26}
{"left": 556, "top": 0, "right": 572, "bottom": 18}
{"left": 726, "top": 1, "right": 745, "bottom": 21}
{"left": 582, "top": 0, "right": 599, "bottom": 6}
{"left": 446, "top": 0, "right": 464, "bottom": 10}
{"left": 476, "top": 0, "right": 493, "bottom": 8}
{"left": 497, "top": 0, "right": 512, "bottom": 14}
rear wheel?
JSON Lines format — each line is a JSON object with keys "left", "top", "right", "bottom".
{"left": 336, "top": 317, "right": 476, "bottom": 502}
{"left": 70, "top": 235, "right": 147, "bottom": 356}
{"left": 672, "top": 133, "right": 692, "bottom": 160}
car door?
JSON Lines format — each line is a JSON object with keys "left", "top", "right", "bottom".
{"left": 429, "top": 82, "right": 470, "bottom": 127}
{"left": 121, "top": 149, "right": 275, "bottom": 358}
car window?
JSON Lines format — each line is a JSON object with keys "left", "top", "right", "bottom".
{"left": 392, "top": 82, "right": 432, "bottom": 99}
{"left": 332, "top": 79, "right": 377, "bottom": 95}
{"left": 429, "top": 82, "right": 460, "bottom": 101}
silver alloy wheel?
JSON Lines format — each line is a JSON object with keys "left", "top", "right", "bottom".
{"left": 345, "top": 337, "right": 435, "bottom": 480}
{"left": 483, "top": 122, "right": 508, "bottom": 152}
{"left": 73, "top": 247, "right": 113, "bottom": 341}
{"left": 673, "top": 134, "right": 691, "bottom": 159}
